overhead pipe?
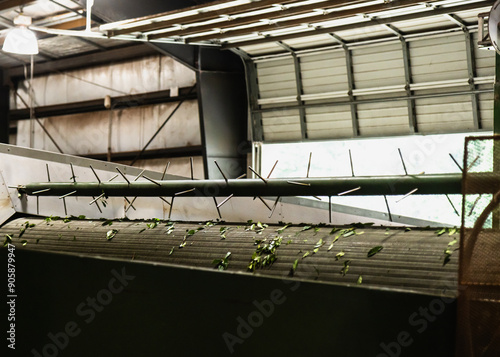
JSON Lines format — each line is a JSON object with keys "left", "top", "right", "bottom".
{"left": 17, "top": 173, "right": 472, "bottom": 198}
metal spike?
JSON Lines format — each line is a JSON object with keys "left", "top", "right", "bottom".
{"left": 449, "top": 153, "right": 463, "bottom": 172}
{"left": 236, "top": 173, "right": 246, "bottom": 179}
{"left": 214, "top": 160, "right": 228, "bottom": 184}
{"left": 32, "top": 188, "right": 51, "bottom": 195}
{"left": 59, "top": 191, "right": 77, "bottom": 199}
{"left": 92, "top": 197, "right": 102, "bottom": 213}
{"left": 468, "top": 195, "right": 481, "bottom": 216}
{"left": 70, "top": 163, "right": 76, "bottom": 183}
{"left": 217, "top": 194, "right": 234, "bottom": 208}
{"left": 134, "top": 169, "right": 145, "bottom": 181}
{"left": 90, "top": 165, "right": 101, "bottom": 183}
{"left": 143, "top": 175, "right": 162, "bottom": 186}
{"left": 46, "top": 164, "right": 51, "bottom": 182}
{"left": 269, "top": 196, "right": 281, "bottom": 218}
{"left": 125, "top": 196, "right": 138, "bottom": 212}
{"left": 338, "top": 186, "right": 361, "bottom": 196}
{"left": 115, "top": 167, "right": 130, "bottom": 184}
{"left": 467, "top": 155, "right": 480, "bottom": 172}
{"left": 213, "top": 197, "right": 222, "bottom": 219}
{"left": 383, "top": 195, "right": 393, "bottom": 222}
{"left": 445, "top": 194, "right": 460, "bottom": 217}
{"left": 307, "top": 152, "right": 312, "bottom": 178}
{"left": 36, "top": 196, "right": 39, "bottom": 215}
{"left": 168, "top": 197, "right": 175, "bottom": 219}
{"left": 328, "top": 196, "right": 332, "bottom": 223}
{"left": 248, "top": 166, "right": 267, "bottom": 184}
{"left": 175, "top": 188, "right": 196, "bottom": 196}
{"left": 398, "top": 148, "right": 408, "bottom": 175}
{"left": 63, "top": 197, "right": 67, "bottom": 216}
{"left": 89, "top": 193, "right": 105, "bottom": 205}
{"left": 396, "top": 188, "right": 418, "bottom": 203}
{"left": 161, "top": 162, "right": 170, "bottom": 180}
{"left": 190, "top": 157, "right": 194, "bottom": 180}
{"left": 107, "top": 174, "right": 119, "bottom": 182}
{"left": 267, "top": 160, "right": 278, "bottom": 179}
{"left": 348, "top": 149, "right": 355, "bottom": 177}
{"left": 159, "top": 197, "right": 171, "bottom": 206}
{"left": 312, "top": 196, "right": 322, "bottom": 201}
{"left": 257, "top": 196, "right": 271, "bottom": 211}
{"left": 287, "top": 180, "right": 310, "bottom": 186}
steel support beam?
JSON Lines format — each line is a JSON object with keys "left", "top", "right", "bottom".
{"left": 21, "top": 173, "right": 465, "bottom": 197}
{"left": 9, "top": 87, "right": 197, "bottom": 120}
{"left": 244, "top": 58, "right": 264, "bottom": 142}
{"left": 344, "top": 46, "right": 359, "bottom": 136}
{"left": 84, "top": 146, "right": 203, "bottom": 162}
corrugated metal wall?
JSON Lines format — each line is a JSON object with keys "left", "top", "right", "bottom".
{"left": 12, "top": 55, "right": 202, "bottom": 177}
{"left": 252, "top": 31, "right": 494, "bottom": 142}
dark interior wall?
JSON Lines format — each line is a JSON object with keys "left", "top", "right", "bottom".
{"left": 77, "top": 0, "right": 249, "bottom": 179}
{"left": 3, "top": 249, "right": 456, "bottom": 357}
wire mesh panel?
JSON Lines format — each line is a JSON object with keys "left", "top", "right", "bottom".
{"left": 458, "top": 135, "right": 500, "bottom": 357}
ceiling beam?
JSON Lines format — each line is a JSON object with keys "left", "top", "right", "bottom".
{"left": 5, "top": 44, "right": 159, "bottom": 79}
{"left": 148, "top": 0, "right": 367, "bottom": 40}
{"left": 222, "top": 0, "right": 494, "bottom": 49}
{"left": 185, "top": 0, "right": 424, "bottom": 43}
{"left": 107, "top": 0, "right": 303, "bottom": 36}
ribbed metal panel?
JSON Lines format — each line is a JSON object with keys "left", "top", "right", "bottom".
{"left": 262, "top": 108, "right": 302, "bottom": 141}
{"left": 257, "top": 58, "right": 297, "bottom": 99}
{"left": 305, "top": 105, "right": 352, "bottom": 139}
{"left": 473, "top": 32, "right": 495, "bottom": 78}
{"left": 479, "top": 91, "right": 494, "bottom": 130}
{"left": 415, "top": 95, "right": 474, "bottom": 133}
{"left": 410, "top": 34, "right": 468, "bottom": 83}
{"left": 352, "top": 43, "right": 406, "bottom": 89}
{"left": 300, "top": 51, "right": 348, "bottom": 95}
{"left": 0, "top": 217, "right": 459, "bottom": 297}
{"left": 284, "top": 34, "right": 337, "bottom": 50}
{"left": 357, "top": 101, "right": 410, "bottom": 136}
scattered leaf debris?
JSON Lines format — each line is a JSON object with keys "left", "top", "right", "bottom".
{"left": 367, "top": 246, "right": 383, "bottom": 258}
{"left": 106, "top": 229, "right": 118, "bottom": 241}
{"left": 212, "top": 252, "right": 231, "bottom": 271}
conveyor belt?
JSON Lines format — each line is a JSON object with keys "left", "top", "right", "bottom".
{"left": 0, "top": 217, "right": 459, "bottom": 297}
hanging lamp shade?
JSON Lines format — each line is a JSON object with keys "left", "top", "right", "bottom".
{"left": 3, "top": 14, "right": 38, "bottom": 55}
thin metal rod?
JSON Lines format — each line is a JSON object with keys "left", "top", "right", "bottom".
{"left": 449, "top": 153, "right": 463, "bottom": 172}
{"left": 313, "top": 196, "right": 322, "bottom": 201}
{"left": 338, "top": 186, "right": 361, "bottom": 196}
{"left": 248, "top": 166, "right": 267, "bottom": 184}
{"left": 287, "top": 180, "right": 311, "bottom": 186}
{"left": 467, "top": 155, "right": 480, "bottom": 172}
{"left": 63, "top": 197, "right": 67, "bottom": 216}
{"left": 107, "top": 174, "right": 118, "bottom": 182}
{"left": 258, "top": 196, "right": 272, "bottom": 210}
{"left": 269, "top": 196, "right": 281, "bottom": 218}
{"left": 217, "top": 194, "right": 234, "bottom": 208}
{"left": 92, "top": 197, "right": 102, "bottom": 213}
{"left": 30, "top": 55, "right": 34, "bottom": 149}
{"left": 348, "top": 150, "right": 355, "bottom": 177}
{"left": 46, "top": 164, "right": 51, "bottom": 182}
{"left": 236, "top": 173, "right": 246, "bottom": 179}
{"left": 116, "top": 168, "right": 130, "bottom": 184}
{"left": 445, "top": 194, "right": 460, "bottom": 216}
{"left": 89, "top": 193, "right": 105, "bottom": 205}
{"left": 160, "top": 197, "right": 171, "bottom": 206}
{"left": 59, "top": 190, "right": 77, "bottom": 199}
{"left": 168, "top": 196, "right": 175, "bottom": 219}
{"left": 328, "top": 196, "right": 332, "bottom": 223}
{"left": 190, "top": 157, "right": 194, "bottom": 180}
{"left": 125, "top": 196, "right": 138, "bottom": 212}
{"left": 396, "top": 188, "right": 418, "bottom": 203}
{"left": 398, "top": 148, "right": 408, "bottom": 175}
{"left": 90, "top": 165, "right": 101, "bottom": 183}
{"left": 175, "top": 188, "right": 196, "bottom": 196}
{"left": 267, "top": 160, "right": 278, "bottom": 179}
{"left": 143, "top": 175, "right": 162, "bottom": 186}
{"left": 130, "top": 85, "right": 196, "bottom": 165}
{"left": 383, "top": 195, "right": 393, "bottom": 222}
{"left": 307, "top": 152, "right": 312, "bottom": 178}
{"left": 33, "top": 188, "right": 51, "bottom": 195}
{"left": 161, "top": 162, "right": 170, "bottom": 180}
{"left": 37, "top": 196, "right": 39, "bottom": 215}
{"left": 134, "top": 169, "right": 145, "bottom": 181}
{"left": 213, "top": 197, "right": 222, "bottom": 219}
{"left": 214, "top": 160, "right": 228, "bottom": 183}
{"left": 70, "top": 163, "right": 76, "bottom": 183}
{"left": 468, "top": 195, "right": 481, "bottom": 216}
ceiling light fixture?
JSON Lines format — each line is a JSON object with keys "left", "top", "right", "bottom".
{"left": 3, "top": 14, "right": 39, "bottom": 55}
